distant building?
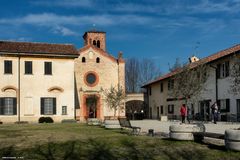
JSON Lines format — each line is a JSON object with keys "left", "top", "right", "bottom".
{"left": 142, "top": 44, "right": 240, "bottom": 122}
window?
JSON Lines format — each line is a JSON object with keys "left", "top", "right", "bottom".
{"left": 82, "top": 57, "right": 86, "bottom": 63}
{"left": 0, "top": 97, "right": 17, "bottom": 115}
{"left": 96, "top": 57, "right": 100, "bottom": 63}
{"left": 41, "top": 98, "right": 56, "bottom": 115}
{"left": 4, "top": 60, "right": 12, "bottom": 74}
{"left": 149, "top": 87, "right": 152, "bottom": 96}
{"left": 217, "top": 99, "right": 230, "bottom": 112}
{"left": 160, "top": 83, "right": 163, "bottom": 92}
{"left": 217, "top": 61, "right": 229, "bottom": 78}
{"left": 84, "top": 72, "right": 99, "bottom": 87}
{"left": 160, "top": 105, "right": 164, "bottom": 114}
{"left": 157, "top": 107, "right": 160, "bottom": 119}
{"left": 97, "top": 40, "right": 100, "bottom": 48}
{"left": 168, "top": 104, "right": 174, "bottom": 114}
{"left": 149, "top": 107, "right": 152, "bottom": 119}
{"left": 93, "top": 40, "right": 96, "bottom": 46}
{"left": 62, "top": 106, "right": 67, "bottom": 115}
{"left": 25, "top": 61, "right": 32, "bottom": 74}
{"left": 168, "top": 79, "right": 174, "bottom": 90}
{"left": 44, "top": 62, "right": 52, "bottom": 75}
{"left": 86, "top": 73, "right": 96, "bottom": 85}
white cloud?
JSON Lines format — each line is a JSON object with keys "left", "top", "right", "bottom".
{"left": 31, "top": 0, "right": 92, "bottom": 8}
{"left": 187, "top": 0, "right": 240, "bottom": 14}
{"left": 0, "top": 13, "right": 153, "bottom": 27}
{"left": 52, "top": 26, "right": 78, "bottom": 36}
{"left": 6, "top": 37, "right": 32, "bottom": 42}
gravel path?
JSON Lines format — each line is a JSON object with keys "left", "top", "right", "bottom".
{"left": 130, "top": 120, "right": 240, "bottom": 134}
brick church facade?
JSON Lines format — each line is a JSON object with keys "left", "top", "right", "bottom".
{"left": 75, "top": 31, "right": 125, "bottom": 121}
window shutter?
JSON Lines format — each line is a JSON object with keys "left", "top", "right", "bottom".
{"left": 13, "top": 98, "right": 17, "bottom": 115}
{"left": 41, "top": 98, "right": 44, "bottom": 115}
{"left": 225, "top": 61, "right": 229, "bottom": 77}
{"left": 226, "top": 99, "right": 230, "bottom": 112}
{"left": 9, "top": 61, "right": 12, "bottom": 73}
{"left": 216, "top": 64, "right": 221, "bottom": 78}
{"left": 44, "top": 63, "right": 47, "bottom": 74}
{"left": 160, "top": 83, "right": 163, "bottom": 92}
{"left": 216, "top": 100, "right": 220, "bottom": 110}
{"left": 44, "top": 62, "right": 52, "bottom": 75}
{"left": 49, "top": 63, "right": 52, "bottom": 74}
{"left": 0, "top": 98, "right": 3, "bottom": 115}
{"left": 53, "top": 98, "right": 56, "bottom": 114}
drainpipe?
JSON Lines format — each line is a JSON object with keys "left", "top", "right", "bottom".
{"left": 18, "top": 55, "right": 20, "bottom": 122}
{"left": 210, "top": 65, "right": 218, "bottom": 103}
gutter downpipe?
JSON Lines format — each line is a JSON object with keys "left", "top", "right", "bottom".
{"left": 18, "top": 54, "right": 20, "bottom": 122}
{"left": 210, "top": 65, "right": 218, "bottom": 103}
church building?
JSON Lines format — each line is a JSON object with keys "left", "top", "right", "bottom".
{"left": 75, "top": 31, "right": 125, "bottom": 121}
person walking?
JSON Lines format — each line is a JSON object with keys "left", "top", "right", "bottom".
{"left": 180, "top": 104, "right": 187, "bottom": 123}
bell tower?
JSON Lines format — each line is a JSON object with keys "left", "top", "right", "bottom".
{"left": 83, "top": 31, "right": 106, "bottom": 51}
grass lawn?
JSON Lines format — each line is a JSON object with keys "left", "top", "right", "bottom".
{"left": 0, "top": 123, "right": 239, "bottom": 160}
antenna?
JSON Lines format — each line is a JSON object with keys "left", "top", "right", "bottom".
{"left": 92, "top": 24, "right": 96, "bottom": 31}
{"left": 194, "top": 41, "right": 200, "bottom": 56}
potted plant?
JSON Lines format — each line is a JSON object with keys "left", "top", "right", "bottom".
{"left": 225, "top": 128, "right": 240, "bottom": 151}
{"left": 104, "top": 86, "right": 125, "bottom": 129}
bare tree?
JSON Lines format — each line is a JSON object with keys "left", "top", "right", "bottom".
{"left": 230, "top": 55, "right": 240, "bottom": 95}
{"left": 168, "top": 62, "right": 209, "bottom": 105}
{"left": 104, "top": 86, "right": 125, "bottom": 118}
{"left": 139, "top": 58, "right": 161, "bottom": 87}
{"left": 125, "top": 58, "right": 161, "bottom": 93}
{"left": 125, "top": 58, "right": 140, "bottom": 93}
{"left": 169, "top": 58, "right": 182, "bottom": 72}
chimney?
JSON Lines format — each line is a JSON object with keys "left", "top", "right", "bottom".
{"left": 189, "top": 56, "right": 199, "bottom": 63}
{"left": 118, "top": 51, "right": 123, "bottom": 59}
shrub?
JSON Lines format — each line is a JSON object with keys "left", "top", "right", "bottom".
{"left": 39, "top": 117, "right": 54, "bottom": 123}
{"left": 61, "top": 119, "right": 77, "bottom": 123}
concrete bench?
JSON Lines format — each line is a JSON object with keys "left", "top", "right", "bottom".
{"left": 193, "top": 132, "right": 225, "bottom": 142}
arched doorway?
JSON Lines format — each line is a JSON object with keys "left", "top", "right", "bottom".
{"left": 82, "top": 94, "right": 101, "bottom": 120}
{"left": 86, "top": 96, "right": 97, "bottom": 118}
{"left": 125, "top": 100, "right": 145, "bottom": 120}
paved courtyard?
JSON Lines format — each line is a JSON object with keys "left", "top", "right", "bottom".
{"left": 130, "top": 120, "right": 240, "bottom": 134}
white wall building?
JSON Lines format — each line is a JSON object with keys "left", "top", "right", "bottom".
{"left": 0, "top": 41, "right": 78, "bottom": 123}
{"left": 143, "top": 44, "right": 240, "bottom": 122}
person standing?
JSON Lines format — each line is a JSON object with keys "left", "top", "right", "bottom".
{"left": 213, "top": 102, "right": 219, "bottom": 124}
{"left": 211, "top": 102, "right": 216, "bottom": 122}
{"left": 180, "top": 104, "right": 187, "bottom": 123}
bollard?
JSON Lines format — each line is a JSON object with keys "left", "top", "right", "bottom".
{"left": 148, "top": 129, "right": 154, "bottom": 137}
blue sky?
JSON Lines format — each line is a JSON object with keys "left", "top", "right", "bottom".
{"left": 0, "top": 0, "right": 240, "bottom": 73}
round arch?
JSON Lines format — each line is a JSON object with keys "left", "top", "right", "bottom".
{"left": 1, "top": 86, "right": 17, "bottom": 92}
{"left": 48, "top": 86, "right": 64, "bottom": 93}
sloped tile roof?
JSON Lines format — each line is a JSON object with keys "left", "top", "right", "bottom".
{"left": 142, "top": 44, "right": 240, "bottom": 88}
{"left": 0, "top": 41, "right": 78, "bottom": 56}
